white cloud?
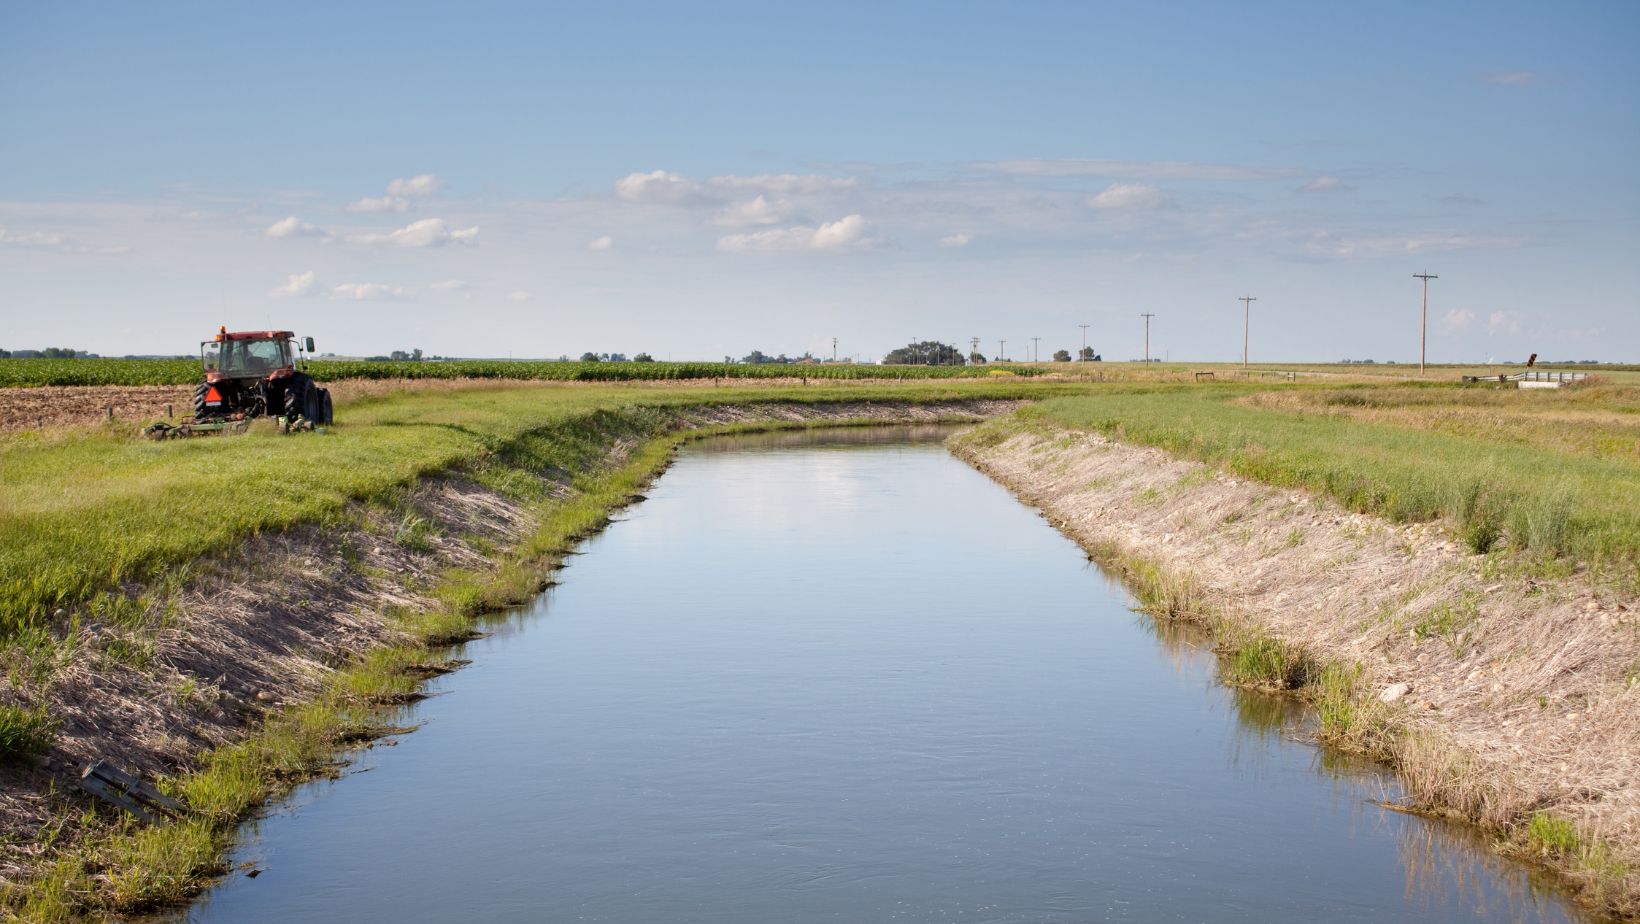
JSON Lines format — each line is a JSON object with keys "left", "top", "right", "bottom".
{"left": 717, "top": 226, "right": 815, "bottom": 253}
{"left": 1089, "top": 183, "right": 1163, "bottom": 209}
{"left": 1487, "top": 311, "right": 1523, "bottom": 335}
{"left": 271, "top": 270, "right": 318, "bottom": 297}
{"left": 265, "top": 216, "right": 327, "bottom": 238}
{"left": 346, "top": 196, "right": 409, "bottom": 213}
{"left": 349, "top": 217, "right": 479, "bottom": 247}
{"left": 330, "top": 282, "right": 406, "bottom": 301}
{"left": 346, "top": 174, "right": 441, "bottom": 211}
{"left": 0, "top": 226, "right": 129, "bottom": 254}
{"left": 386, "top": 174, "right": 444, "bottom": 197}
{"left": 706, "top": 174, "right": 858, "bottom": 194}
{"left": 974, "top": 159, "right": 1295, "bottom": 181}
{"left": 1298, "top": 176, "right": 1349, "bottom": 193}
{"left": 1398, "top": 233, "right": 1520, "bottom": 253}
{"left": 587, "top": 234, "right": 614, "bottom": 251}
{"left": 429, "top": 279, "right": 470, "bottom": 291}
{"left": 0, "top": 228, "right": 68, "bottom": 247}
{"left": 717, "top": 214, "right": 874, "bottom": 253}
{"left": 508, "top": 289, "right": 532, "bottom": 302}
{"left": 713, "top": 195, "right": 788, "bottom": 226}
{"left": 811, "top": 214, "right": 867, "bottom": 249}
{"left": 1440, "top": 308, "right": 1476, "bottom": 331}
{"left": 617, "top": 170, "right": 856, "bottom": 207}
{"left": 939, "top": 232, "right": 973, "bottom": 248}
{"left": 1297, "top": 229, "right": 1523, "bottom": 258}
{"left": 615, "top": 170, "right": 705, "bottom": 204}
{"left": 1483, "top": 70, "right": 1536, "bottom": 86}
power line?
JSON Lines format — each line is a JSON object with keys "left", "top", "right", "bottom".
{"left": 1414, "top": 271, "right": 1438, "bottom": 375}
{"left": 1238, "top": 296, "right": 1257, "bottom": 375}
{"left": 1140, "top": 313, "right": 1155, "bottom": 365}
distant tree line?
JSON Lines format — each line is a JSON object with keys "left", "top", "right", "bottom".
{"left": 577, "top": 352, "right": 655, "bottom": 362}
{"left": 0, "top": 347, "right": 101, "bottom": 358}
{"left": 883, "top": 341, "right": 967, "bottom": 365}
{"left": 734, "top": 350, "right": 822, "bottom": 365}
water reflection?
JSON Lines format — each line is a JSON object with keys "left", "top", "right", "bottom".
{"left": 171, "top": 429, "right": 1595, "bottom": 924}
{"left": 686, "top": 422, "right": 968, "bottom": 453}
{"left": 1396, "top": 815, "right": 1592, "bottom": 923}
{"left": 1132, "top": 597, "right": 1601, "bottom": 923}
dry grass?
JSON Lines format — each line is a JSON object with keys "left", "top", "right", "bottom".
{"left": 1238, "top": 382, "right": 1640, "bottom": 462}
{"left": 953, "top": 419, "right": 1640, "bottom": 917}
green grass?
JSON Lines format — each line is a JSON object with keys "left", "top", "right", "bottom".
{"left": 1526, "top": 811, "right": 1582, "bottom": 858}
{"left": 1224, "top": 634, "right": 1317, "bottom": 690}
{"left": 0, "top": 704, "right": 56, "bottom": 757}
{"left": 0, "top": 357, "right": 1044, "bottom": 387}
{"left": 1027, "top": 384, "right": 1640, "bottom": 587}
{"left": 0, "top": 380, "right": 1066, "bottom": 643}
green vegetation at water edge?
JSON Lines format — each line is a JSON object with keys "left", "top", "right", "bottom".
{"left": 1027, "top": 383, "right": 1640, "bottom": 586}
{"left": 10, "top": 416, "right": 691, "bottom": 919}
{"left": 0, "top": 357, "right": 1042, "bottom": 387}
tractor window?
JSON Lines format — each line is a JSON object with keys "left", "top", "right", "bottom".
{"left": 211, "top": 339, "right": 290, "bottom": 375}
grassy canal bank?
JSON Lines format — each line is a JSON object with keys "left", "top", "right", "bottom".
{"left": 951, "top": 380, "right": 1640, "bottom": 918}
{"left": 2, "top": 374, "right": 1636, "bottom": 918}
{"left": 0, "top": 380, "right": 1046, "bottom": 919}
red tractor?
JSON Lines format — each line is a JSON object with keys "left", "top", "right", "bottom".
{"left": 193, "top": 327, "right": 332, "bottom": 427}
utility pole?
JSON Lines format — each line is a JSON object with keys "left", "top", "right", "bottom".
{"left": 1031, "top": 337, "right": 1041, "bottom": 363}
{"left": 1238, "top": 296, "right": 1257, "bottom": 375}
{"left": 832, "top": 337, "right": 838, "bottom": 363}
{"left": 1079, "top": 324, "right": 1090, "bottom": 361}
{"left": 1414, "top": 271, "right": 1438, "bottom": 375}
{"left": 970, "top": 337, "right": 980, "bottom": 362}
{"left": 1141, "top": 313, "right": 1156, "bottom": 365}
{"left": 999, "top": 339, "right": 1006, "bottom": 362}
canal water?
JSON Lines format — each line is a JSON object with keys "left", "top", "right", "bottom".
{"left": 177, "top": 427, "right": 1589, "bottom": 923}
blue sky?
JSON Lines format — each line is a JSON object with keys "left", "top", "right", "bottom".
{"left": 2, "top": 1, "right": 1636, "bottom": 361}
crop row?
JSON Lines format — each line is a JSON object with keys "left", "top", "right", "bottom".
{"left": 0, "top": 358, "right": 1037, "bottom": 388}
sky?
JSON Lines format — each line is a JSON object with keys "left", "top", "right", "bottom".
{"left": 2, "top": 1, "right": 1636, "bottom": 363}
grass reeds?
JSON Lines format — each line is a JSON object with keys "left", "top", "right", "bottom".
{"left": 1029, "top": 383, "right": 1640, "bottom": 589}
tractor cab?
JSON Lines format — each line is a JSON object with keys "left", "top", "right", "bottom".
{"left": 201, "top": 328, "right": 315, "bottom": 383}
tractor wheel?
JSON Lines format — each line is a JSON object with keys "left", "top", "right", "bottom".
{"left": 304, "top": 386, "right": 323, "bottom": 424}
{"left": 192, "top": 383, "right": 209, "bottom": 419}
{"left": 320, "top": 389, "right": 334, "bottom": 425}
{"left": 283, "top": 375, "right": 313, "bottom": 421}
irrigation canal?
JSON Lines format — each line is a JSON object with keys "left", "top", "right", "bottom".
{"left": 173, "top": 426, "right": 1593, "bottom": 923}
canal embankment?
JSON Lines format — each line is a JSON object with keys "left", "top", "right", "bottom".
{"left": 171, "top": 426, "right": 1597, "bottom": 924}
{"left": 950, "top": 414, "right": 1640, "bottom": 918}
{"left": 2, "top": 398, "right": 1016, "bottom": 921}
